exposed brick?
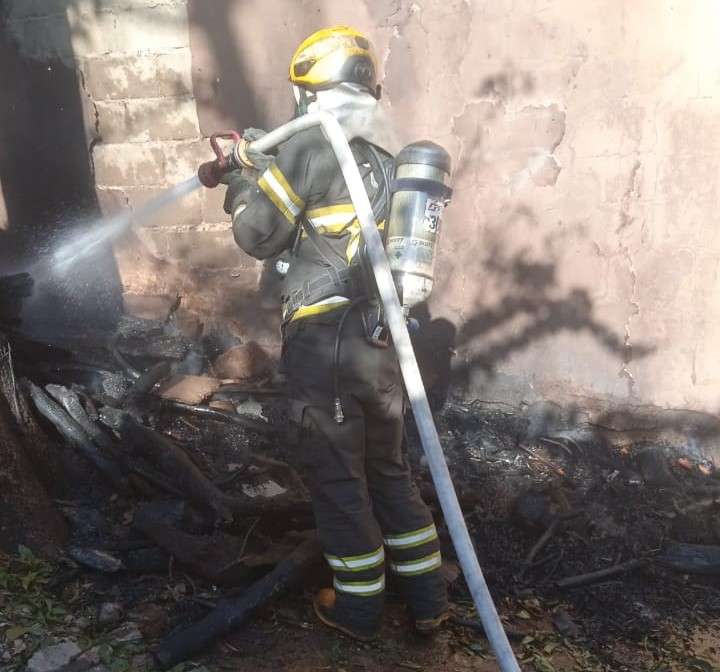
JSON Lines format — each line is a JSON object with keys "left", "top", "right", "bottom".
{"left": 67, "top": 4, "right": 190, "bottom": 58}
{"left": 201, "top": 186, "right": 231, "bottom": 224}
{"left": 139, "top": 229, "right": 245, "bottom": 269}
{"left": 81, "top": 51, "right": 193, "bottom": 101}
{"left": 7, "top": 0, "right": 184, "bottom": 17}
{"left": 97, "top": 186, "right": 201, "bottom": 229}
{"left": 165, "top": 140, "right": 209, "bottom": 185}
{"left": 96, "top": 97, "right": 199, "bottom": 143}
{"left": 96, "top": 187, "right": 130, "bottom": 215}
{"left": 87, "top": 0, "right": 186, "bottom": 9}
{"left": 131, "top": 187, "right": 202, "bottom": 229}
{"left": 94, "top": 143, "right": 166, "bottom": 187}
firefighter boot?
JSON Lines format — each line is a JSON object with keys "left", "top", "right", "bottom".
{"left": 414, "top": 609, "right": 450, "bottom": 636}
{"left": 313, "top": 589, "right": 380, "bottom": 642}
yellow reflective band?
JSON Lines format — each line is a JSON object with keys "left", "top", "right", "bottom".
{"left": 346, "top": 219, "right": 383, "bottom": 262}
{"left": 306, "top": 203, "right": 356, "bottom": 220}
{"left": 290, "top": 296, "right": 351, "bottom": 321}
{"left": 304, "top": 204, "right": 357, "bottom": 238}
{"left": 325, "top": 546, "right": 384, "bottom": 573}
{"left": 384, "top": 524, "right": 438, "bottom": 550}
{"left": 258, "top": 165, "right": 305, "bottom": 224}
{"left": 345, "top": 221, "right": 362, "bottom": 262}
{"left": 333, "top": 574, "right": 385, "bottom": 597}
{"left": 270, "top": 164, "right": 304, "bottom": 210}
{"left": 390, "top": 551, "right": 442, "bottom": 576}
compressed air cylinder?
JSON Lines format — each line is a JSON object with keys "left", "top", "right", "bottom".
{"left": 385, "top": 141, "right": 452, "bottom": 313}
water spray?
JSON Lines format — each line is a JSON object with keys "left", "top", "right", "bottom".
{"left": 197, "top": 114, "right": 521, "bottom": 672}
{"left": 47, "top": 175, "right": 202, "bottom": 276}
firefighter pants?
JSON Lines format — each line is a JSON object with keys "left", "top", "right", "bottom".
{"left": 284, "top": 311, "right": 448, "bottom": 633}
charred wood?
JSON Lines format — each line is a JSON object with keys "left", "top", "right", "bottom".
{"left": 122, "top": 361, "right": 172, "bottom": 403}
{"left": 163, "top": 400, "right": 284, "bottom": 435}
{"left": 132, "top": 518, "right": 257, "bottom": 585}
{"left": 119, "top": 414, "right": 234, "bottom": 522}
{"left": 153, "top": 533, "right": 321, "bottom": 669}
{"left": 25, "top": 380, "right": 129, "bottom": 494}
{"left": 554, "top": 558, "right": 647, "bottom": 589}
{"left": 117, "top": 334, "right": 190, "bottom": 361}
{"left": 45, "top": 384, "right": 116, "bottom": 452}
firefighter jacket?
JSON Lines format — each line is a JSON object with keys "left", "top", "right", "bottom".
{"left": 227, "top": 127, "right": 391, "bottom": 324}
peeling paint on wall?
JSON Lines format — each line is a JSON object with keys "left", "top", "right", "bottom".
{"left": 4, "top": 0, "right": 720, "bottom": 413}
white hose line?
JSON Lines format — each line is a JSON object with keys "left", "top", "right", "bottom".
{"left": 248, "top": 112, "right": 521, "bottom": 672}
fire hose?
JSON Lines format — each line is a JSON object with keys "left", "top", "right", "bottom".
{"left": 199, "top": 112, "right": 521, "bottom": 672}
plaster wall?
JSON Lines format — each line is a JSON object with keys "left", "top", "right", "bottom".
{"left": 3, "top": 1, "right": 720, "bottom": 414}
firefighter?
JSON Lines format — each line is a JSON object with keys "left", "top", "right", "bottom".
{"left": 223, "top": 26, "right": 448, "bottom": 641}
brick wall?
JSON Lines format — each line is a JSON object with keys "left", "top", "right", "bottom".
{"left": 4, "top": 0, "right": 720, "bottom": 414}
{"left": 4, "top": 0, "right": 277, "bottom": 342}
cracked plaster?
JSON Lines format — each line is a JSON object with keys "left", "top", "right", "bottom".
{"left": 4, "top": 0, "right": 720, "bottom": 412}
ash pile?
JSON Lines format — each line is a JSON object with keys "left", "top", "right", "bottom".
{"left": 0, "top": 275, "right": 319, "bottom": 668}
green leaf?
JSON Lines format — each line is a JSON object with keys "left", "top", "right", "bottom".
{"left": 20, "top": 572, "right": 37, "bottom": 591}
{"left": 5, "top": 626, "right": 30, "bottom": 641}
{"left": 99, "top": 644, "right": 114, "bottom": 665}
{"left": 533, "top": 655, "right": 557, "bottom": 672}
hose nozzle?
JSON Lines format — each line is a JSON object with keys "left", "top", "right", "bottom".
{"left": 197, "top": 130, "right": 240, "bottom": 188}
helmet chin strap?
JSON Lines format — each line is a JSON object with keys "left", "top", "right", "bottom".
{"left": 292, "top": 85, "right": 316, "bottom": 117}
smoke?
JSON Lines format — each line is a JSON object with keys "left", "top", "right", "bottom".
{"left": 309, "top": 83, "right": 402, "bottom": 154}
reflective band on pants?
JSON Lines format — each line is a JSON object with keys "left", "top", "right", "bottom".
{"left": 334, "top": 574, "right": 386, "bottom": 597}
{"left": 390, "top": 551, "right": 442, "bottom": 576}
{"left": 384, "top": 524, "right": 438, "bottom": 550}
{"left": 325, "top": 546, "right": 385, "bottom": 573}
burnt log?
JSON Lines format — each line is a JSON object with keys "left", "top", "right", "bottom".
{"left": 45, "top": 384, "right": 116, "bottom": 452}
{"left": 555, "top": 558, "right": 647, "bottom": 589}
{"left": 25, "top": 380, "right": 129, "bottom": 493}
{"left": 132, "top": 518, "right": 256, "bottom": 585}
{"left": 163, "top": 400, "right": 284, "bottom": 435}
{"left": 153, "top": 533, "right": 321, "bottom": 669}
{"left": 119, "top": 414, "right": 233, "bottom": 521}
{"left": 122, "top": 361, "right": 172, "bottom": 403}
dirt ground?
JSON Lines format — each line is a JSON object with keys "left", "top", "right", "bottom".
{"left": 3, "top": 400, "right": 720, "bottom": 671}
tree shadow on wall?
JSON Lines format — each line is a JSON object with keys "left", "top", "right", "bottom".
{"left": 412, "top": 204, "right": 655, "bottom": 406}
{"left": 455, "top": 236, "right": 655, "bottom": 381}
{"left": 0, "top": 2, "right": 121, "bottom": 335}
{"left": 185, "top": 0, "right": 331, "bottom": 319}
{"left": 186, "top": 0, "right": 328, "bottom": 133}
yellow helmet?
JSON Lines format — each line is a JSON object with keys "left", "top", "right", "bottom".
{"left": 289, "top": 25, "right": 377, "bottom": 93}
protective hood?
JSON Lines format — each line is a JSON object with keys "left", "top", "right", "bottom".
{"left": 300, "top": 83, "right": 401, "bottom": 155}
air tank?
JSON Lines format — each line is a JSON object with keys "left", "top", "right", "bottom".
{"left": 385, "top": 141, "right": 452, "bottom": 313}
